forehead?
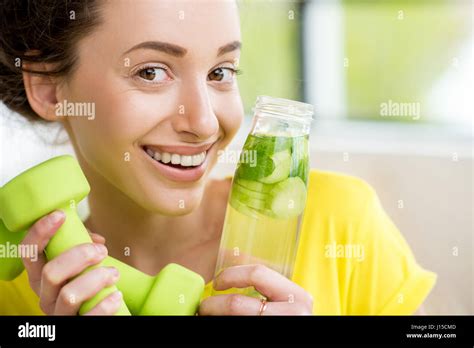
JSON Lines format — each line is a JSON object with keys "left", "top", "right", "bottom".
{"left": 99, "top": 0, "right": 241, "bottom": 55}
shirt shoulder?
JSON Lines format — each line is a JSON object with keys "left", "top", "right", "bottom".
{"left": 294, "top": 169, "right": 436, "bottom": 315}
{"left": 304, "top": 169, "right": 379, "bottom": 241}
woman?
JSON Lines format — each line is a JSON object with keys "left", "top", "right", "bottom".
{"left": 0, "top": 0, "right": 436, "bottom": 315}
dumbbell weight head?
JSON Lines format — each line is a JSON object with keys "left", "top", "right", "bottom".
{"left": 138, "top": 263, "right": 205, "bottom": 315}
{"left": 101, "top": 258, "right": 206, "bottom": 315}
{"left": 0, "top": 155, "right": 131, "bottom": 315}
{"left": 0, "top": 155, "right": 90, "bottom": 232}
{"left": 0, "top": 155, "right": 90, "bottom": 280}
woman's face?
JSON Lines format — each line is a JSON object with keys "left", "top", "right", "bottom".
{"left": 60, "top": 0, "right": 244, "bottom": 215}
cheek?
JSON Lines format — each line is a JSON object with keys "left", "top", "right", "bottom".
{"left": 66, "top": 72, "right": 165, "bottom": 163}
{"left": 215, "top": 93, "right": 244, "bottom": 148}
{"left": 63, "top": 69, "right": 159, "bottom": 195}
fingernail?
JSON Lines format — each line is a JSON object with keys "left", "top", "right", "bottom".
{"left": 110, "top": 291, "right": 122, "bottom": 302}
{"left": 92, "top": 233, "right": 106, "bottom": 242}
{"left": 109, "top": 267, "right": 119, "bottom": 279}
{"left": 94, "top": 243, "right": 107, "bottom": 255}
{"left": 49, "top": 210, "right": 64, "bottom": 224}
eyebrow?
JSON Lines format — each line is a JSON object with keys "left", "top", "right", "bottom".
{"left": 217, "top": 40, "right": 241, "bottom": 56}
{"left": 123, "top": 40, "right": 241, "bottom": 58}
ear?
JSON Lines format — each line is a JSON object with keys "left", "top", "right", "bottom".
{"left": 22, "top": 62, "right": 62, "bottom": 122}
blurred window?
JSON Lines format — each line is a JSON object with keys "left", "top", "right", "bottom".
{"left": 304, "top": 0, "right": 472, "bottom": 126}
{"left": 237, "top": 0, "right": 304, "bottom": 115}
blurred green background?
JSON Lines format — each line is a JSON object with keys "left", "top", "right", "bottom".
{"left": 237, "top": 0, "right": 303, "bottom": 115}
{"left": 343, "top": 0, "right": 471, "bottom": 121}
{"left": 237, "top": 0, "right": 472, "bottom": 123}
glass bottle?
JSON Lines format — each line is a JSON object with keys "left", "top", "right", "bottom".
{"left": 211, "top": 95, "right": 314, "bottom": 298}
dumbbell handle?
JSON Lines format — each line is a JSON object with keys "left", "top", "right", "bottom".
{"left": 47, "top": 204, "right": 131, "bottom": 315}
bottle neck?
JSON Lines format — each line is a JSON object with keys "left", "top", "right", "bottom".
{"left": 250, "top": 112, "right": 311, "bottom": 137}
{"left": 250, "top": 96, "right": 314, "bottom": 137}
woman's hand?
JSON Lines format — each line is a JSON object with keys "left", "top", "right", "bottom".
{"left": 20, "top": 210, "right": 123, "bottom": 315}
{"left": 199, "top": 264, "right": 313, "bottom": 315}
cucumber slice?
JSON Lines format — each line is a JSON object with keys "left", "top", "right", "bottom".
{"left": 269, "top": 177, "right": 307, "bottom": 219}
{"left": 259, "top": 150, "right": 291, "bottom": 184}
{"left": 236, "top": 152, "right": 275, "bottom": 181}
{"left": 235, "top": 179, "right": 274, "bottom": 193}
{"left": 289, "top": 136, "right": 309, "bottom": 183}
{"left": 230, "top": 195, "right": 260, "bottom": 219}
{"left": 234, "top": 183, "right": 268, "bottom": 200}
{"left": 296, "top": 157, "right": 309, "bottom": 183}
{"left": 231, "top": 186, "right": 267, "bottom": 210}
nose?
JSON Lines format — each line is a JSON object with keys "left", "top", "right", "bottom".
{"left": 171, "top": 80, "right": 219, "bottom": 141}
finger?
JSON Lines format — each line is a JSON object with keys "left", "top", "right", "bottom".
{"left": 88, "top": 232, "right": 105, "bottom": 244}
{"left": 39, "top": 243, "right": 108, "bottom": 312}
{"left": 199, "top": 294, "right": 261, "bottom": 316}
{"left": 83, "top": 291, "right": 124, "bottom": 316}
{"left": 86, "top": 227, "right": 106, "bottom": 244}
{"left": 54, "top": 267, "right": 120, "bottom": 315}
{"left": 20, "top": 210, "right": 66, "bottom": 292}
{"left": 199, "top": 295, "right": 311, "bottom": 316}
{"left": 257, "top": 301, "right": 312, "bottom": 315}
{"left": 213, "top": 264, "right": 311, "bottom": 303}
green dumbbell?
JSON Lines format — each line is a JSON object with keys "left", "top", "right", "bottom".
{"left": 0, "top": 155, "right": 205, "bottom": 315}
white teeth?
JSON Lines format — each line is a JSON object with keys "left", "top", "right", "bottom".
{"left": 181, "top": 156, "right": 193, "bottom": 166}
{"left": 161, "top": 152, "right": 171, "bottom": 163}
{"left": 145, "top": 147, "right": 207, "bottom": 167}
{"left": 171, "top": 154, "right": 180, "bottom": 164}
{"left": 192, "top": 154, "right": 202, "bottom": 166}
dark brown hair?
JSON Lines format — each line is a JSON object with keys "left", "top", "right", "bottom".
{"left": 0, "top": 0, "right": 103, "bottom": 121}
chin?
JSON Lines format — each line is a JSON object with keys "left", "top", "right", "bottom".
{"left": 143, "top": 186, "right": 205, "bottom": 216}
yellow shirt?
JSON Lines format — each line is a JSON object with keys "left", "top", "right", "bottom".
{"left": 0, "top": 170, "right": 436, "bottom": 315}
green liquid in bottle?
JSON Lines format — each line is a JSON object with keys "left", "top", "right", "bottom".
{"left": 211, "top": 133, "right": 309, "bottom": 298}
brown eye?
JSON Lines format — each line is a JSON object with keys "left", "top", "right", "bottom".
{"left": 139, "top": 68, "right": 156, "bottom": 80}
{"left": 208, "top": 67, "right": 237, "bottom": 83}
{"left": 208, "top": 68, "right": 225, "bottom": 81}
{"left": 137, "top": 67, "right": 169, "bottom": 83}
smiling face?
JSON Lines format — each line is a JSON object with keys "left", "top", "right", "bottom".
{"left": 58, "top": 0, "right": 244, "bottom": 215}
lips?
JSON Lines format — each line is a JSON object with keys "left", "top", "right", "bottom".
{"left": 141, "top": 140, "right": 218, "bottom": 182}
{"left": 143, "top": 146, "right": 207, "bottom": 168}
{"left": 146, "top": 142, "right": 215, "bottom": 156}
